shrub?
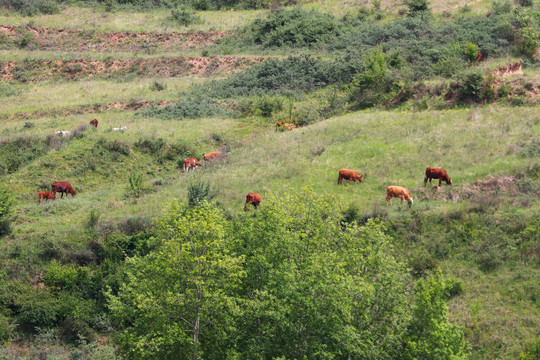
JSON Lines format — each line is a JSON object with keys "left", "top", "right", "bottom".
{"left": 135, "top": 137, "right": 166, "bottom": 154}
{"left": 492, "top": 0, "right": 513, "bottom": 15}
{"left": 95, "top": 138, "right": 130, "bottom": 157}
{"left": 458, "top": 69, "right": 484, "bottom": 102}
{"left": 169, "top": 6, "right": 201, "bottom": 26}
{"left": 0, "top": 0, "right": 59, "bottom": 16}
{"left": 126, "top": 171, "right": 144, "bottom": 199}
{"left": 139, "top": 96, "right": 233, "bottom": 120}
{"left": 245, "top": 8, "right": 342, "bottom": 48}
{"left": 14, "top": 288, "right": 60, "bottom": 328}
{"left": 0, "top": 315, "right": 14, "bottom": 344}
{"left": 159, "top": 140, "right": 198, "bottom": 164}
{"left": 403, "top": 0, "right": 429, "bottom": 16}
{"left": 205, "top": 56, "right": 343, "bottom": 98}
{"left": 256, "top": 96, "right": 283, "bottom": 117}
{"left": 117, "top": 216, "right": 153, "bottom": 235}
{"left": 187, "top": 181, "right": 217, "bottom": 206}
{"left": 149, "top": 80, "right": 167, "bottom": 92}
{"left": 463, "top": 41, "right": 480, "bottom": 62}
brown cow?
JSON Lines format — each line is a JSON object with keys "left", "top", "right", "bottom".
{"left": 51, "top": 181, "right": 76, "bottom": 198}
{"left": 203, "top": 151, "right": 221, "bottom": 161}
{"left": 424, "top": 167, "right": 452, "bottom": 187}
{"left": 38, "top": 191, "right": 56, "bottom": 204}
{"left": 183, "top": 158, "right": 201, "bottom": 174}
{"left": 386, "top": 186, "right": 413, "bottom": 207}
{"left": 244, "top": 192, "right": 261, "bottom": 211}
{"left": 337, "top": 169, "right": 363, "bottom": 185}
{"left": 90, "top": 119, "right": 98, "bottom": 128}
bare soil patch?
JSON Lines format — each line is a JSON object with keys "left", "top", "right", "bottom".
{"left": 0, "top": 25, "right": 230, "bottom": 52}
{"left": 0, "top": 56, "right": 265, "bottom": 82}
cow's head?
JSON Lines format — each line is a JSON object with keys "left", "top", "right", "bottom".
{"left": 68, "top": 188, "right": 77, "bottom": 196}
{"left": 446, "top": 177, "right": 452, "bottom": 185}
{"left": 358, "top": 174, "right": 363, "bottom": 182}
{"left": 51, "top": 193, "right": 57, "bottom": 200}
{"left": 408, "top": 197, "right": 413, "bottom": 207}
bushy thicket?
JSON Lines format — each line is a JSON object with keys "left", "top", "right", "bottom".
{"left": 245, "top": 8, "right": 342, "bottom": 48}
{"left": 204, "top": 56, "right": 344, "bottom": 98}
{"left": 108, "top": 189, "right": 469, "bottom": 359}
{"left": 139, "top": 95, "right": 233, "bottom": 119}
{"left": 334, "top": 14, "right": 517, "bottom": 79}
{"left": 0, "top": 0, "right": 59, "bottom": 15}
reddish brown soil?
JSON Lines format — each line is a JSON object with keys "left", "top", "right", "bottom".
{"left": 0, "top": 25, "right": 231, "bottom": 52}
{"left": 0, "top": 56, "right": 265, "bottom": 82}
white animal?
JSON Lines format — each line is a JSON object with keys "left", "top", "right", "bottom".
{"left": 56, "top": 130, "right": 70, "bottom": 136}
{"left": 112, "top": 126, "right": 127, "bottom": 131}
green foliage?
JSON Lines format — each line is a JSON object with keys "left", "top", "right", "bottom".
{"left": 458, "top": 69, "right": 484, "bottom": 102}
{"left": 206, "top": 56, "right": 343, "bottom": 98}
{"left": 126, "top": 171, "right": 144, "bottom": 199}
{"left": 519, "top": 337, "right": 540, "bottom": 360}
{"left": 169, "top": 6, "right": 201, "bottom": 26}
{"left": 463, "top": 41, "right": 480, "bottom": 62}
{"left": 514, "top": 9, "right": 540, "bottom": 58}
{"left": 403, "top": 0, "right": 429, "bottom": 15}
{"left": 139, "top": 95, "right": 233, "bottom": 120}
{"left": 246, "top": 8, "right": 342, "bottom": 48}
{"left": 149, "top": 80, "right": 167, "bottom": 92}
{"left": 0, "top": 83, "right": 18, "bottom": 98}
{"left": 491, "top": 0, "right": 513, "bottom": 15}
{"left": 404, "top": 271, "right": 471, "bottom": 359}
{"left": 0, "top": 0, "right": 59, "bottom": 16}
{"left": 135, "top": 137, "right": 166, "bottom": 155}
{"left": 255, "top": 96, "right": 283, "bottom": 117}
{"left": 187, "top": 181, "right": 217, "bottom": 206}
{"left": 108, "top": 202, "right": 245, "bottom": 360}
{"left": 0, "top": 187, "right": 12, "bottom": 237}
{"left": 348, "top": 48, "right": 411, "bottom": 109}
{"left": 95, "top": 138, "right": 130, "bottom": 157}
{"left": 0, "top": 314, "right": 14, "bottom": 345}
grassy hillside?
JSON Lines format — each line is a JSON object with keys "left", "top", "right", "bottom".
{"left": 0, "top": 0, "right": 539, "bottom": 358}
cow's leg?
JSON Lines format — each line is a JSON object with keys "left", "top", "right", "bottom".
{"left": 184, "top": 164, "right": 187, "bottom": 174}
{"left": 424, "top": 176, "right": 428, "bottom": 187}
{"left": 401, "top": 196, "right": 405, "bottom": 203}
{"left": 61, "top": 191, "right": 64, "bottom": 199}
{"left": 338, "top": 175, "right": 342, "bottom": 185}
{"left": 386, "top": 195, "right": 391, "bottom": 205}
{"left": 349, "top": 178, "right": 352, "bottom": 184}
{"left": 438, "top": 178, "right": 442, "bottom": 187}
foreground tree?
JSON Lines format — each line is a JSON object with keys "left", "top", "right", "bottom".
{"left": 108, "top": 202, "right": 244, "bottom": 360}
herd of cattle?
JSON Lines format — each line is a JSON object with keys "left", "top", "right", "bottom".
{"left": 39, "top": 118, "right": 453, "bottom": 211}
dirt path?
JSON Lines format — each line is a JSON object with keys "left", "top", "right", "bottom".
{"left": 0, "top": 25, "right": 231, "bottom": 52}
{"left": 0, "top": 56, "right": 265, "bottom": 82}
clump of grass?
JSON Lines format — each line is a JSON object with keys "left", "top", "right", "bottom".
{"left": 187, "top": 181, "right": 217, "bottom": 206}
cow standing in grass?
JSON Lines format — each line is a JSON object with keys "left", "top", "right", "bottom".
{"left": 386, "top": 186, "right": 413, "bottom": 207}
{"left": 337, "top": 169, "right": 363, "bottom": 185}
{"left": 244, "top": 193, "right": 261, "bottom": 211}
{"left": 51, "top": 181, "right": 76, "bottom": 198}
{"left": 424, "top": 167, "right": 452, "bottom": 187}
{"left": 203, "top": 151, "right": 221, "bottom": 161}
{"left": 90, "top": 119, "right": 98, "bottom": 128}
{"left": 38, "top": 191, "right": 56, "bottom": 204}
{"left": 184, "top": 158, "right": 201, "bottom": 174}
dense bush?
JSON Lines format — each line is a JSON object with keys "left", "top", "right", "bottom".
{"left": 334, "top": 14, "right": 516, "bottom": 79}
{"left": 245, "top": 8, "right": 342, "bottom": 48}
{"left": 109, "top": 189, "right": 469, "bottom": 359}
{"left": 139, "top": 95, "right": 233, "bottom": 119}
{"left": 205, "top": 56, "right": 343, "bottom": 98}
{"left": 187, "top": 181, "right": 217, "bottom": 206}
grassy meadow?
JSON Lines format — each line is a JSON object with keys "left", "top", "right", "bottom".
{"left": 0, "top": 0, "right": 539, "bottom": 358}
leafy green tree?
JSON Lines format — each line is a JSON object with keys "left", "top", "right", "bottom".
{"left": 404, "top": 271, "right": 471, "bottom": 360}
{"left": 403, "top": 0, "right": 429, "bottom": 15}
{"left": 229, "top": 189, "right": 411, "bottom": 359}
{"left": 108, "top": 202, "right": 244, "bottom": 360}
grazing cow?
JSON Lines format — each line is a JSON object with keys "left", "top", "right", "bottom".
{"left": 56, "top": 130, "right": 70, "bottom": 137}
{"left": 386, "top": 186, "right": 413, "bottom": 207}
{"left": 38, "top": 191, "right": 56, "bottom": 204}
{"left": 337, "top": 169, "right": 363, "bottom": 185}
{"left": 424, "top": 167, "right": 452, "bottom": 187}
{"left": 112, "top": 126, "right": 127, "bottom": 131}
{"left": 244, "top": 192, "right": 261, "bottom": 211}
{"left": 476, "top": 51, "right": 483, "bottom": 62}
{"left": 203, "top": 151, "right": 221, "bottom": 161}
{"left": 276, "top": 119, "right": 296, "bottom": 131}
{"left": 183, "top": 158, "right": 201, "bottom": 174}
{"left": 90, "top": 119, "right": 98, "bottom": 128}
{"left": 51, "top": 181, "right": 76, "bottom": 198}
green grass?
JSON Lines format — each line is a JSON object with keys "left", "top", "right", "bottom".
{"left": 0, "top": 77, "right": 207, "bottom": 115}
{"left": 0, "top": 6, "right": 266, "bottom": 32}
